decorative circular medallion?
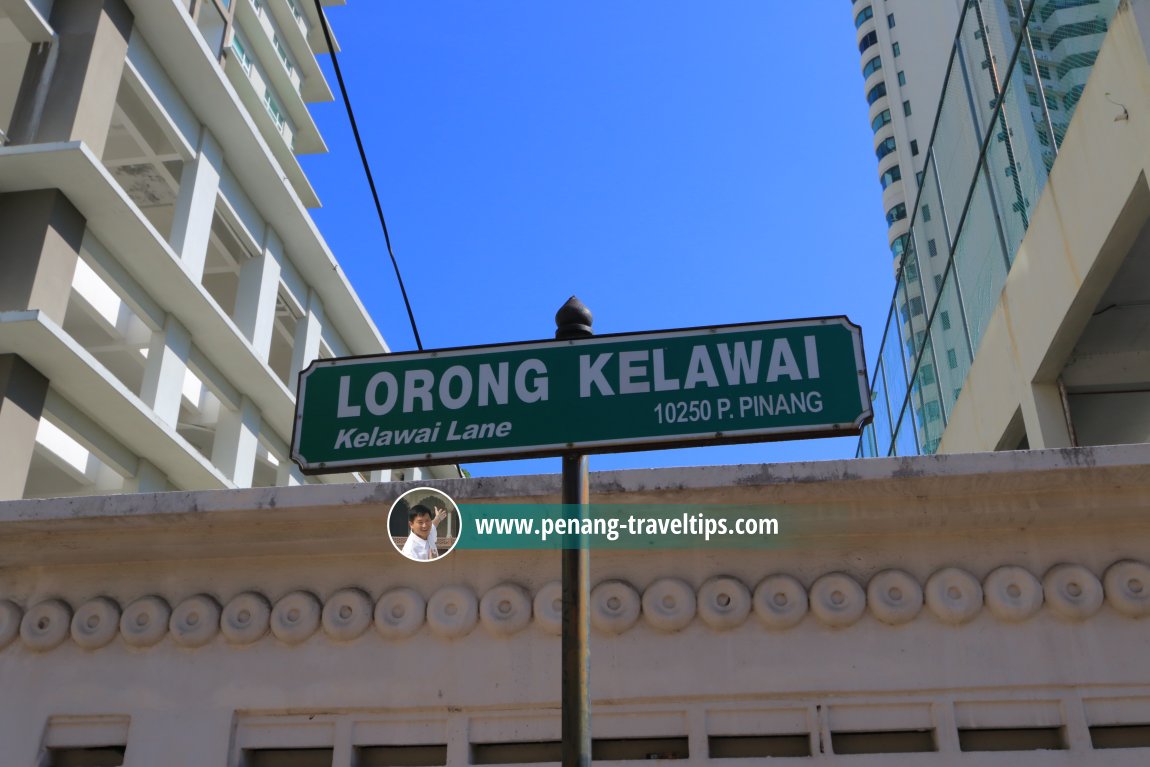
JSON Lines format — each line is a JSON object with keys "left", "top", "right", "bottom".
{"left": 1043, "top": 564, "right": 1103, "bottom": 621}
{"left": 1104, "top": 560, "right": 1150, "bottom": 618}
{"left": 642, "top": 578, "right": 696, "bottom": 632}
{"left": 322, "top": 589, "right": 373, "bottom": 642}
{"left": 867, "top": 570, "right": 923, "bottom": 626}
{"left": 590, "top": 580, "right": 640, "bottom": 635}
{"left": 480, "top": 584, "right": 532, "bottom": 636}
{"left": 925, "top": 567, "right": 983, "bottom": 625}
{"left": 0, "top": 600, "right": 23, "bottom": 650}
{"left": 169, "top": 595, "right": 221, "bottom": 648}
{"left": 21, "top": 599, "right": 72, "bottom": 652}
{"left": 697, "top": 576, "right": 751, "bottom": 630}
{"left": 426, "top": 586, "right": 479, "bottom": 639}
{"left": 533, "top": 582, "right": 563, "bottom": 636}
{"left": 270, "top": 591, "right": 322, "bottom": 645}
{"left": 220, "top": 592, "right": 271, "bottom": 645}
{"left": 752, "top": 575, "right": 808, "bottom": 630}
{"left": 120, "top": 596, "right": 170, "bottom": 648}
{"left": 810, "top": 573, "right": 866, "bottom": 628}
{"left": 374, "top": 588, "right": 426, "bottom": 639}
{"left": 984, "top": 566, "right": 1043, "bottom": 622}
{"left": 70, "top": 597, "right": 121, "bottom": 650}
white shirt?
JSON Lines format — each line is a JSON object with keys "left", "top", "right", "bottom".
{"left": 401, "top": 525, "right": 438, "bottom": 561}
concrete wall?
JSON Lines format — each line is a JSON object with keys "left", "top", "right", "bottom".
{"left": 2, "top": 447, "right": 1150, "bottom": 764}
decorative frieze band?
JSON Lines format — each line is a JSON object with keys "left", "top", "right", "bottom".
{"left": 0, "top": 560, "right": 1146, "bottom": 653}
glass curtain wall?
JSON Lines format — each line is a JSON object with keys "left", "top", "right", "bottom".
{"left": 858, "top": 0, "right": 1120, "bottom": 458}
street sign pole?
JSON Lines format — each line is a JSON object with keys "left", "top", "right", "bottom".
{"left": 556, "top": 297, "right": 592, "bottom": 767}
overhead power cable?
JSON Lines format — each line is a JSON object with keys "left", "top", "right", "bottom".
{"left": 313, "top": 0, "right": 424, "bottom": 351}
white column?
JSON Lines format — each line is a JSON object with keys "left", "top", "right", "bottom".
{"left": 211, "top": 396, "right": 260, "bottom": 487}
{"left": 234, "top": 230, "right": 283, "bottom": 361}
{"left": 289, "top": 289, "right": 324, "bottom": 395}
{"left": 139, "top": 315, "right": 192, "bottom": 428}
{"left": 123, "top": 458, "right": 168, "bottom": 494}
{"left": 1020, "top": 382, "right": 1072, "bottom": 449}
{"left": 276, "top": 459, "right": 304, "bottom": 486}
{"left": 169, "top": 128, "right": 222, "bottom": 281}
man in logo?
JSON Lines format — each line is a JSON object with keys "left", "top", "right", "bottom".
{"left": 401, "top": 504, "right": 448, "bottom": 561}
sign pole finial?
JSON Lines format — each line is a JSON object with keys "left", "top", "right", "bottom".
{"left": 556, "top": 296, "right": 593, "bottom": 340}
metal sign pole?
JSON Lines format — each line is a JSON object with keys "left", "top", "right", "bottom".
{"left": 556, "top": 297, "right": 592, "bottom": 767}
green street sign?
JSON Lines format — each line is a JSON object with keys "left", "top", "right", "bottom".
{"left": 291, "top": 317, "right": 871, "bottom": 473}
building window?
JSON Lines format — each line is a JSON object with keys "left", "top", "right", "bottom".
{"left": 892, "top": 234, "right": 910, "bottom": 259}
{"left": 921, "top": 204, "right": 931, "bottom": 222}
{"left": 880, "top": 165, "right": 902, "bottom": 189}
{"left": 886, "top": 203, "right": 907, "bottom": 226}
{"left": 273, "top": 34, "right": 296, "bottom": 79}
{"left": 888, "top": 13, "right": 896, "bottom": 28}
{"left": 863, "top": 56, "right": 883, "bottom": 79}
{"left": 910, "top": 140, "right": 919, "bottom": 156}
{"left": 287, "top": 0, "right": 306, "bottom": 25}
{"left": 947, "top": 348, "right": 958, "bottom": 369}
{"left": 244, "top": 749, "right": 334, "bottom": 767}
{"left": 855, "top": 6, "right": 874, "bottom": 29}
{"left": 892, "top": 42, "right": 901, "bottom": 57}
{"left": 867, "top": 82, "right": 888, "bottom": 105}
{"left": 231, "top": 31, "right": 253, "bottom": 74}
{"left": 876, "top": 137, "right": 897, "bottom": 161}
{"left": 46, "top": 747, "right": 127, "bottom": 766}
{"left": 264, "top": 89, "right": 287, "bottom": 131}
{"left": 903, "top": 100, "right": 912, "bottom": 116}
{"left": 859, "top": 30, "right": 879, "bottom": 54}
{"left": 940, "top": 310, "right": 952, "bottom": 331}
{"left": 872, "top": 109, "right": 892, "bottom": 133}
{"left": 898, "top": 71, "right": 907, "bottom": 86}
{"left": 927, "top": 239, "right": 938, "bottom": 257}
{"left": 916, "top": 171, "right": 925, "bottom": 185}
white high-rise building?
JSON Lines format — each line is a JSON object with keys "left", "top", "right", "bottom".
{"left": 854, "top": 0, "right": 960, "bottom": 270}
{"left": 0, "top": 0, "right": 456, "bottom": 499}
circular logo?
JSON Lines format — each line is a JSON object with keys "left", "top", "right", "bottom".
{"left": 387, "top": 487, "right": 462, "bottom": 563}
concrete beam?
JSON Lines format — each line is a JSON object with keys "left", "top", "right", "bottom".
{"left": 0, "top": 188, "right": 85, "bottom": 325}
{"left": 0, "top": 354, "right": 47, "bottom": 500}
{"left": 9, "top": 0, "right": 133, "bottom": 155}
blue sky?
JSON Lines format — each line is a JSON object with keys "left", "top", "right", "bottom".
{"left": 301, "top": 3, "right": 895, "bottom": 476}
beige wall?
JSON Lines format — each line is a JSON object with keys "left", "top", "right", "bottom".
{"left": 2, "top": 447, "right": 1150, "bottom": 764}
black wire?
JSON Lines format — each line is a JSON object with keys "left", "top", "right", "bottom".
{"left": 313, "top": 0, "right": 424, "bottom": 351}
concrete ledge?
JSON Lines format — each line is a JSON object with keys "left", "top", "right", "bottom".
{"left": 2, "top": 443, "right": 1150, "bottom": 566}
